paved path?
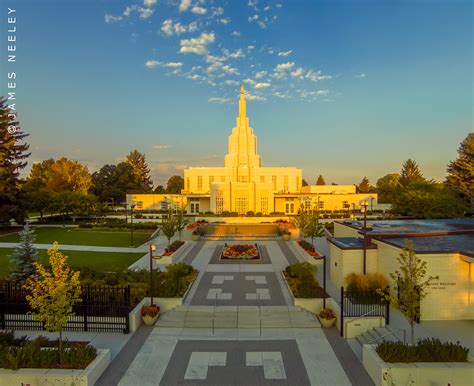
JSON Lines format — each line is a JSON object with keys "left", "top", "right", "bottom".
{"left": 117, "top": 239, "right": 363, "bottom": 385}
{"left": 0, "top": 242, "right": 149, "bottom": 253}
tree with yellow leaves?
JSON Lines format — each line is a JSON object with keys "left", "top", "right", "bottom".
{"left": 23, "top": 242, "right": 82, "bottom": 363}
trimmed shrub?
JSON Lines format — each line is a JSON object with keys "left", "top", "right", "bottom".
{"left": 376, "top": 339, "right": 469, "bottom": 363}
{"left": 345, "top": 272, "right": 389, "bottom": 292}
{"left": 284, "top": 262, "right": 326, "bottom": 298}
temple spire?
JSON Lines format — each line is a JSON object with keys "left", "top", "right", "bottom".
{"left": 239, "top": 83, "right": 246, "bottom": 118}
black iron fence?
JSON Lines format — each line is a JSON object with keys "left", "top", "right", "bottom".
{"left": 340, "top": 286, "right": 390, "bottom": 337}
{"left": 0, "top": 282, "right": 131, "bottom": 333}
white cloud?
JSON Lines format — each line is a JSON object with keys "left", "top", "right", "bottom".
{"left": 276, "top": 62, "right": 295, "bottom": 71}
{"left": 191, "top": 6, "right": 207, "bottom": 15}
{"left": 163, "top": 62, "right": 183, "bottom": 68}
{"left": 122, "top": 5, "right": 154, "bottom": 19}
{"left": 254, "top": 82, "right": 270, "bottom": 89}
{"left": 245, "top": 92, "right": 266, "bottom": 101}
{"left": 316, "top": 89, "right": 330, "bottom": 96}
{"left": 123, "top": 6, "right": 135, "bottom": 17}
{"left": 248, "top": 14, "right": 259, "bottom": 22}
{"left": 290, "top": 67, "right": 304, "bottom": 78}
{"left": 243, "top": 78, "right": 256, "bottom": 85}
{"left": 247, "top": 45, "right": 255, "bottom": 50}
{"left": 224, "top": 80, "right": 239, "bottom": 86}
{"left": 258, "top": 21, "right": 267, "bottom": 29}
{"left": 144, "top": 0, "right": 157, "bottom": 6}
{"left": 212, "top": 7, "right": 224, "bottom": 17}
{"left": 227, "top": 49, "right": 244, "bottom": 59}
{"left": 179, "top": 0, "right": 191, "bottom": 12}
{"left": 162, "top": 19, "right": 198, "bottom": 36}
{"left": 231, "top": 31, "right": 241, "bottom": 37}
{"left": 138, "top": 7, "right": 153, "bottom": 19}
{"left": 248, "top": 0, "right": 259, "bottom": 11}
{"left": 179, "top": 32, "right": 215, "bottom": 55}
{"left": 145, "top": 60, "right": 160, "bottom": 68}
{"left": 306, "top": 70, "right": 332, "bottom": 81}
{"left": 274, "top": 91, "right": 290, "bottom": 99}
{"left": 275, "top": 4, "right": 283, "bottom": 8}
{"left": 153, "top": 144, "right": 172, "bottom": 149}
{"left": 255, "top": 70, "right": 267, "bottom": 79}
{"left": 218, "top": 18, "right": 231, "bottom": 25}
{"left": 105, "top": 14, "right": 123, "bottom": 23}
{"left": 264, "top": 6, "right": 270, "bottom": 11}
{"left": 222, "top": 65, "right": 239, "bottom": 75}
{"left": 355, "top": 73, "right": 366, "bottom": 78}
{"left": 278, "top": 50, "right": 292, "bottom": 57}
{"left": 187, "top": 73, "right": 202, "bottom": 80}
{"left": 209, "top": 97, "right": 231, "bottom": 104}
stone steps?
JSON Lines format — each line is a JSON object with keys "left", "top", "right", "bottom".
{"left": 155, "top": 305, "right": 320, "bottom": 329}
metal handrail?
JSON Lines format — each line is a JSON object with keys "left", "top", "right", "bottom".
{"left": 366, "top": 328, "right": 407, "bottom": 344}
{"left": 345, "top": 307, "right": 379, "bottom": 326}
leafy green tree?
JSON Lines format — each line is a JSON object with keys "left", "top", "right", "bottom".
{"left": 376, "top": 173, "right": 401, "bottom": 203}
{"left": 0, "top": 97, "right": 30, "bottom": 224}
{"left": 383, "top": 240, "right": 438, "bottom": 344}
{"left": 400, "top": 159, "right": 424, "bottom": 186}
{"left": 391, "top": 181, "right": 467, "bottom": 218}
{"left": 154, "top": 185, "right": 166, "bottom": 194}
{"left": 9, "top": 223, "right": 39, "bottom": 282}
{"left": 160, "top": 209, "right": 176, "bottom": 246}
{"left": 25, "top": 189, "right": 55, "bottom": 220}
{"left": 23, "top": 159, "right": 54, "bottom": 192}
{"left": 166, "top": 175, "right": 184, "bottom": 194}
{"left": 24, "top": 243, "right": 82, "bottom": 363}
{"left": 296, "top": 209, "right": 325, "bottom": 246}
{"left": 446, "top": 133, "right": 474, "bottom": 211}
{"left": 316, "top": 175, "right": 326, "bottom": 185}
{"left": 358, "top": 176, "right": 370, "bottom": 193}
{"left": 126, "top": 150, "right": 153, "bottom": 192}
{"left": 174, "top": 209, "right": 189, "bottom": 241}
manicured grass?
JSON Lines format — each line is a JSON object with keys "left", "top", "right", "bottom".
{"left": 0, "top": 248, "right": 144, "bottom": 279}
{"left": 0, "top": 228, "right": 152, "bottom": 247}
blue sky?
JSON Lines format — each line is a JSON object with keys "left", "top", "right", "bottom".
{"left": 1, "top": 0, "right": 472, "bottom": 186}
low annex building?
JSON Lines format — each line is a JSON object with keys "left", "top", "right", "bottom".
{"left": 127, "top": 85, "right": 379, "bottom": 215}
{"left": 328, "top": 219, "right": 474, "bottom": 321}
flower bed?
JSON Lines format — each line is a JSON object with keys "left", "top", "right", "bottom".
{"left": 221, "top": 244, "right": 259, "bottom": 260}
{"left": 283, "top": 262, "right": 327, "bottom": 298}
{"left": 297, "top": 240, "right": 321, "bottom": 257}
{"left": 0, "top": 332, "right": 97, "bottom": 370}
{"left": 186, "top": 220, "right": 208, "bottom": 231}
{"left": 163, "top": 240, "right": 185, "bottom": 256}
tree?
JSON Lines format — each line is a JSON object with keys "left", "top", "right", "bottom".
{"left": 9, "top": 223, "right": 39, "bottom": 282}
{"left": 154, "top": 185, "right": 166, "bottom": 194}
{"left": 174, "top": 209, "right": 189, "bottom": 241}
{"left": 391, "top": 181, "right": 467, "bottom": 218}
{"left": 296, "top": 209, "right": 325, "bottom": 246}
{"left": 358, "top": 176, "right": 370, "bottom": 193}
{"left": 400, "top": 159, "right": 424, "bottom": 187}
{"left": 166, "top": 175, "right": 184, "bottom": 194}
{"left": 302, "top": 179, "right": 309, "bottom": 187}
{"left": 0, "top": 97, "right": 30, "bottom": 224}
{"left": 316, "top": 175, "right": 326, "bottom": 185}
{"left": 376, "top": 173, "right": 401, "bottom": 204}
{"left": 25, "top": 189, "right": 55, "bottom": 220}
{"left": 383, "top": 240, "right": 438, "bottom": 344}
{"left": 446, "top": 133, "right": 474, "bottom": 211}
{"left": 126, "top": 150, "right": 153, "bottom": 192}
{"left": 160, "top": 209, "right": 176, "bottom": 246}
{"left": 25, "top": 158, "right": 92, "bottom": 194}
{"left": 23, "top": 242, "right": 82, "bottom": 363}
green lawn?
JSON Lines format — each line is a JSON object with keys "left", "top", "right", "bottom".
{"left": 0, "top": 228, "right": 152, "bottom": 247}
{"left": 0, "top": 248, "right": 144, "bottom": 280}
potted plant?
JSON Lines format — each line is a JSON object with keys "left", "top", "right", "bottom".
{"left": 141, "top": 304, "right": 160, "bottom": 326}
{"left": 192, "top": 230, "right": 200, "bottom": 241}
{"left": 282, "top": 231, "right": 291, "bottom": 241}
{"left": 318, "top": 308, "right": 336, "bottom": 328}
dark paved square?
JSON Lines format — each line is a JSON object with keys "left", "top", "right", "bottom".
{"left": 209, "top": 244, "right": 271, "bottom": 264}
{"left": 159, "top": 340, "right": 310, "bottom": 386}
{"left": 190, "top": 272, "right": 287, "bottom": 306}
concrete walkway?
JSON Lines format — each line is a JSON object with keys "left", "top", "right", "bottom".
{"left": 116, "top": 239, "right": 368, "bottom": 385}
{"left": 0, "top": 242, "right": 149, "bottom": 253}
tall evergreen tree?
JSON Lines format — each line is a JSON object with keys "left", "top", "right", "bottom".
{"left": 0, "top": 97, "right": 30, "bottom": 224}
{"left": 302, "top": 179, "right": 309, "bottom": 187}
{"left": 446, "top": 133, "right": 474, "bottom": 210}
{"left": 376, "top": 173, "right": 401, "bottom": 203}
{"left": 9, "top": 223, "right": 39, "bottom": 282}
{"left": 400, "top": 159, "right": 424, "bottom": 186}
{"left": 126, "top": 150, "right": 153, "bottom": 192}
{"left": 358, "top": 176, "right": 370, "bottom": 193}
{"left": 316, "top": 175, "right": 326, "bottom": 185}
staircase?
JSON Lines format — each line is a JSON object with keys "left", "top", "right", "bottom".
{"left": 155, "top": 305, "right": 321, "bottom": 330}
{"left": 349, "top": 325, "right": 406, "bottom": 360}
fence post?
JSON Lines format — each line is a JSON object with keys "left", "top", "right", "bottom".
{"left": 0, "top": 282, "right": 6, "bottom": 330}
{"left": 385, "top": 286, "right": 390, "bottom": 325}
{"left": 340, "top": 287, "right": 344, "bottom": 337}
{"left": 124, "top": 285, "right": 131, "bottom": 334}
{"left": 83, "top": 285, "right": 89, "bottom": 332}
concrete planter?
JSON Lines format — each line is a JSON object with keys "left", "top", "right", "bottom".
{"left": 318, "top": 317, "right": 336, "bottom": 328}
{"left": 292, "top": 240, "right": 324, "bottom": 266}
{"left": 142, "top": 314, "right": 159, "bottom": 326}
{"left": 362, "top": 344, "right": 474, "bottom": 386}
{"left": 0, "top": 349, "right": 111, "bottom": 386}
{"left": 156, "top": 241, "right": 193, "bottom": 265}
{"left": 281, "top": 271, "right": 325, "bottom": 315}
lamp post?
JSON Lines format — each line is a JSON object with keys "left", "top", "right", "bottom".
{"left": 149, "top": 244, "right": 156, "bottom": 305}
{"left": 370, "top": 197, "right": 375, "bottom": 213}
{"left": 323, "top": 253, "right": 327, "bottom": 308}
{"left": 130, "top": 204, "right": 136, "bottom": 247}
{"left": 361, "top": 200, "right": 368, "bottom": 274}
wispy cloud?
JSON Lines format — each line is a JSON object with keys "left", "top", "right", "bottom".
{"left": 192, "top": 6, "right": 207, "bottom": 15}
{"left": 278, "top": 50, "right": 292, "bottom": 57}
{"left": 355, "top": 73, "right": 366, "bottom": 78}
{"left": 105, "top": 14, "right": 123, "bottom": 23}
{"left": 153, "top": 144, "right": 172, "bottom": 149}
{"left": 162, "top": 19, "right": 198, "bottom": 36}
{"left": 208, "top": 97, "right": 232, "bottom": 104}
{"left": 254, "top": 82, "right": 271, "bottom": 89}
{"left": 231, "top": 31, "right": 241, "bottom": 37}
{"left": 179, "top": 32, "right": 216, "bottom": 55}
{"left": 179, "top": 0, "right": 191, "bottom": 12}
{"left": 306, "top": 70, "right": 332, "bottom": 81}
{"left": 144, "top": 60, "right": 183, "bottom": 69}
